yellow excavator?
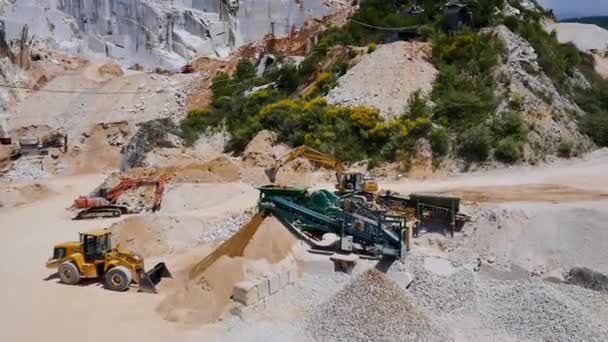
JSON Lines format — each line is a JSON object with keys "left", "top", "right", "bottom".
{"left": 46, "top": 230, "right": 172, "bottom": 293}
{"left": 264, "top": 145, "right": 379, "bottom": 195}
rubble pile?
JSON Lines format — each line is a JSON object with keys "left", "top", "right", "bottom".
{"left": 480, "top": 279, "right": 608, "bottom": 342}
{"left": 309, "top": 269, "right": 452, "bottom": 342}
{"left": 327, "top": 41, "right": 437, "bottom": 119}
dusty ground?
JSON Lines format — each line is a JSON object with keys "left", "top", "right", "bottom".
{"left": 1, "top": 149, "right": 608, "bottom": 341}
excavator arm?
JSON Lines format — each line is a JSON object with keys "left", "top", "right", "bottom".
{"left": 265, "top": 146, "right": 345, "bottom": 183}
{"left": 104, "top": 176, "right": 168, "bottom": 209}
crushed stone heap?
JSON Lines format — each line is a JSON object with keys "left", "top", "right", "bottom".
{"left": 308, "top": 269, "right": 452, "bottom": 342}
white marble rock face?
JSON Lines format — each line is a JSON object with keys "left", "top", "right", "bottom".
{"left": 0, "top": 0, "right": 343, "bottom": 70}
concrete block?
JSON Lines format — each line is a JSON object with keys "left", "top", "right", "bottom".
{"left": 287, "top": 267, "right": 298, "bottom": 284}
{"left": 256, "top": 277, "right": 270, "bottom": 300}
{"left": 266, "top": 272, "right": 280, "bottom": 295}
{"left": 233, "top": 281, "right": 257, "bottom": 306}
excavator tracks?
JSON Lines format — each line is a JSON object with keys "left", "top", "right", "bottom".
{"left": 73, "top": 206, "right": 129, "bottom": 220}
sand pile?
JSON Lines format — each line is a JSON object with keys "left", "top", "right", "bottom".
{"left": 98, "top": 63, "right": 123, "bottom": 77}
{"left": 113, "top": 156, "right": 241, "bottom": 184}
{"left": 309, "top": 269, "right": 452, "bottom": 342}
{"left": 157, "top": 215, "right": 297, "bottom": 325}
{"left": 0, "top": 183, "right": 55, "bottom": 208}
{"left": 109, "top": 216, "right": 169, "bottom": 258}
{"left": 169, "top": 157, "right": 241, "bottom": 183}
{"left": 242, "top": 130, "right": 289, "bottom": 168}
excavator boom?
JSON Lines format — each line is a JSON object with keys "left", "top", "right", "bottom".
{"left": 265, "top": 146, "right": 345, "bottom": 183}
{"left": 73, "top": 176, "right": 169, "bottom": 220}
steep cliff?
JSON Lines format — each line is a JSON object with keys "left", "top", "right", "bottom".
{"left": 0, "top": 0, "right": 347, "bottom": 70}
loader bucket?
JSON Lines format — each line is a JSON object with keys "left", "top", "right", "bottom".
{"left": 264, "top": 167, "right": 278, "bottom": 184}
{"left": 138, "top": 262, "right": 172, "bottom": 294}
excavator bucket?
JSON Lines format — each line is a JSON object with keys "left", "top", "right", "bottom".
{"left": 264, "top": 167, "right": 278, "bottom": 184}
{"left": 138, "top": 262, "right": 172, "bottom": 294}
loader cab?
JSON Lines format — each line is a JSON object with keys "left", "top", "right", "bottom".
{"left": 79, "top": 230, "right": 112, "bottom": 262}
{"left": 337, "top": 172, "right": 364, "bottom": 192}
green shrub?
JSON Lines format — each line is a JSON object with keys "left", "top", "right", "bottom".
{"left": 234, "top": 59, "right": 256, "bottom": 82}
{"left": 490, "top": 111, "right": 527, "bottom": 141}
{"left": 581, "top": 112, "right": 608, "bottom": 147}
{"left": 557, "top": 140, "right": 574, "bottom": 158}
{"left": 509, "top": 93, "right": 524, "bottom": 111}
{"left": 367, "top": 43, "right": 377, "bottom": 54}
{"left": 431, "top": 30, "right": 502, "bottom": 128}
{"left": 405, "top": 90, "right": 430, "bottom": 119}
{"left": 430, "top": 128, "right": 450, "bottom": 157}
{"left": 434, "top": 90, "right": 494, "bottom": 125}
{"left": 180, "top": 108, "right": 216, "bottom": 146}
{"left": 459, "top": 125, "right": 492, "bottom": 162}
{"left": 494, "top": 137, "right": 523, "bottom": 163}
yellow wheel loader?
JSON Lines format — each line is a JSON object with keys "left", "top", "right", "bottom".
{"left": 45, "top": 230, "right": 171, "bottom": 293}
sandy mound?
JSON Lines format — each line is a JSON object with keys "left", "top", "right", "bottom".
{"left": 242, "top": 130, "right": 282, "bottom": 168}
{"left": 170, "top": 157, "right": 241, "bottom": 183}
{"left": 309, "top": 269, "right": 452, "bottom": 342}
{"left": 112, "top": 156, "right": 242, "bottom": 184}
{"left": 98, "top": 63, "right": 123, "bottom": 77}
{"left": 157, "top": 215, "right": 297, "bottom": 325}
{"left": 327, "top": 41, "right": 437, "bottom": 118}
{"left": 109, "top": 214, "right": 220, "bottom": 258}
{"left": 65, "top": 121, "right": 130, "bottom": 174}
{"left": 0, "top": 183, "right": 55, "bottom": 208}
{"left": 109, "top": 216, "right": 169, "bottom": 258}
{"left": 160, "top": 182, "right": 256, "bottom": 214}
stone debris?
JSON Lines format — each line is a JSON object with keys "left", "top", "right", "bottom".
{"left": 309, "top": 269, "right": 452, "bottom": 342}
{"left": 327, "top": 41, "right": 437, "bottom": 119}
{"left": 399, "top": 256, "right": 480, "bottom": 315}
{"left": 3, "top": 156, "right": 50, "bottom": 181}
{"left": 480, "top": 279, "right": 608, "bottom": 342}
{"left": 199, "top": 212, "right": 253, "bottom": 244}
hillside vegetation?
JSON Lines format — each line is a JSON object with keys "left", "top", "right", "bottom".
{"left": 181, "top": 0, "right": 608, "bottom": 170}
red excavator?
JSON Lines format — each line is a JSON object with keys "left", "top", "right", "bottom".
{"left": 73, "top": 176, "right": 168, "bottom": 220}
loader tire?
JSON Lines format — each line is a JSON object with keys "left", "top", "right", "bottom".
{"left": 105, "top": 266, "right": 132, "bottom": 292}
{"left": 58, "top": 262, "right": 81, "bottom": 285}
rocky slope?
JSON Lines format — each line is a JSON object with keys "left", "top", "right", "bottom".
{"left": 490, "top": 25, "right": 594, "bottom": 162}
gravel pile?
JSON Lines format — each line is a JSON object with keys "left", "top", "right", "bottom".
{"left": 399, "top": 256, "right": 480, "bottom": 315}
{"left": 326, "top": 41, "right": 436, "bottom": 119}
{"left": 199, "top": 212, "right": 253, "bottom": 244}
{"left": 3, "top": 156, "right": 50, "bottom": 181}
{"left": 480, "top": 279, "right": 608, "bottom": 342}
{"left": 308, "top": 269, "right": 452, "bottom": 342}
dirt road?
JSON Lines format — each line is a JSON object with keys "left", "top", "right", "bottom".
{"left": 383, "top": 149, "right": 608, "bottom": 202}
{"left": 1, "top": 150, "right": 608, "bottom": 341}
{"left": 0, "top": 174, "right": 253, "bottom": 342}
